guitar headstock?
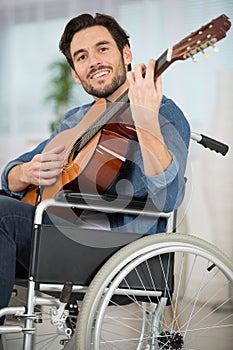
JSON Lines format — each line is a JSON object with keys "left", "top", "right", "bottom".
{"left": 171, "top": 14, "right": 231, "bottom": 62}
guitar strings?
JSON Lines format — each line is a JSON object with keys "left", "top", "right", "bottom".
{"left": 67, "top": 91, "right": 130, "bottom": 160}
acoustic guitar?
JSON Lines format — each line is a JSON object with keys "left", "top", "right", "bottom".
{"left": 22, "top": 14, "right": 231, "bottom": 206}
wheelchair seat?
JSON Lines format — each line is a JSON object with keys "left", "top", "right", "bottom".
{"left": 31, "top": 191, "right": 174, "bottom": 297}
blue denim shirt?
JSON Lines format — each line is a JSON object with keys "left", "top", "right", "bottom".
{"left": 1, "top": 95, "right": 190, "bottom": 234}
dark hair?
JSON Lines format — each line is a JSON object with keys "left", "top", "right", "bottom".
{"left": 59, "top": 13, "right": 131, "bottom": 70}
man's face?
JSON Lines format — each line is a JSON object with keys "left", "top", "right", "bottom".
{"left": 70, "top": 25, "right": 131, "bottom": 98}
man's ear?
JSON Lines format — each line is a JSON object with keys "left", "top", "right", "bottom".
{"left": 71, "top": 68, "right": 81, "bottom": 84}
{"left": 123, "top": 45, "right": 132, "bottom": 67}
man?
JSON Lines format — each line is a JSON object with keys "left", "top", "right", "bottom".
{"left": 0, "top": 13, "right": 190, "bottom": 327}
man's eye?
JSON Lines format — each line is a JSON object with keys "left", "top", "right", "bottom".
{"left": 78, "top": 55, "right": 86, "bottom": 61}
{"left": 100, "top": 47, "right": 108, "bottom": 52}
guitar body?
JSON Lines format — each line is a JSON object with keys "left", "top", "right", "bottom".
{"left": 63, "top": 123, "right": 136, "bottom": 195}
{"left": 22, "top": 99, "right": 136, "bottom": 206}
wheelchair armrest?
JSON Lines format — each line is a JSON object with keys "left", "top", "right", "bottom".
{"left": 54, "top": 191, "right": 170, "bottom": 218}
{"left": 55, "top": 190, "right": 153, "bottom": 209}
{"left": 34, "top": 191, "right": 172, "bottom": 225}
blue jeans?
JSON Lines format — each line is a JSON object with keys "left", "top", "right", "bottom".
{"left": 0, "top": 196, "right": 52, "bottom": 325}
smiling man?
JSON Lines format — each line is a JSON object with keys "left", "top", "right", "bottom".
{"left": 70, "top": 28, "right": 130, "bottom": 97}
{"left": 0, "top": 13, "right": 190, "bottom": 329}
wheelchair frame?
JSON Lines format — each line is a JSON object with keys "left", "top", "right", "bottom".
{"left": 0, "top": 193, "right": 175, "bottom": 349}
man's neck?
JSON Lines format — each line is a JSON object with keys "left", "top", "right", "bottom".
{"left": 93, "top": 80, "right": 129, "bottom": 103}
{"left": 107, "top": 80, "right": 129, "bottom": 102}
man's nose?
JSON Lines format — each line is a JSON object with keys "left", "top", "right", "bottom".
{"left": 89, "top": 51, "right": 102, "bottom": 68}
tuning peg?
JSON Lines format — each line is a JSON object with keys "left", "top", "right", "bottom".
{"left": 209, "top": 37, "right": 219, "bottom": 52}
{"left": 191, "top": 55, "right": 199, "bottom": 63}
{"left": 213, "top": 45, "right": 219, "bottom": 53}
{"left": 201, "top": 49, "right": 209, "bottom": 58}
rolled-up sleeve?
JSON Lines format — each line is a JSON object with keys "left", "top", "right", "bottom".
{"left": 143, "top": 96, "right": 190, "bottom": 212}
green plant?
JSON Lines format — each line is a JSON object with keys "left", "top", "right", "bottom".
{"left": 45, "top": 59, "right": 75, "bottom": 132}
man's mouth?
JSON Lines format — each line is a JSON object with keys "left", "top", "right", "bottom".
{"left": 89, "top": 68, "right": 111, "bottom": 80}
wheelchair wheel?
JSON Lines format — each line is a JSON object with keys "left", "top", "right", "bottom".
{"left": 76, "top": 233, "right": 233, "bottom": 350}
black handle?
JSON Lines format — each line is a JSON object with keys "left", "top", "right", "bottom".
{"left": 197, "top": 134, "right": 229, "bottom": 156}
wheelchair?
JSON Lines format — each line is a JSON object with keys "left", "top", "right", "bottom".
{"left": 0, "top": 132, "right": 232, "bottom": 350}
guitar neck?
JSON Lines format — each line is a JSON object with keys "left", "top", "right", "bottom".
{"left": 77, "top": 90, "right": 129, "bottom": 152}
{"left": 154, "top": 47, "right": 173, "bottom": 78}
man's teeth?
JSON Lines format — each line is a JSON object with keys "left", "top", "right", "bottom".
{"left": 93, "top": 71, "right": 108, "bottom": 79}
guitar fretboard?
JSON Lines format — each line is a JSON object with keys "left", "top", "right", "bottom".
{"left": 75, "top": 90, "right": 130, "bottom": 153}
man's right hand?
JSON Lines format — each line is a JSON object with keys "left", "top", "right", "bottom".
{"left": 7, "top": 145, "right": 66, "bottom": 192}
